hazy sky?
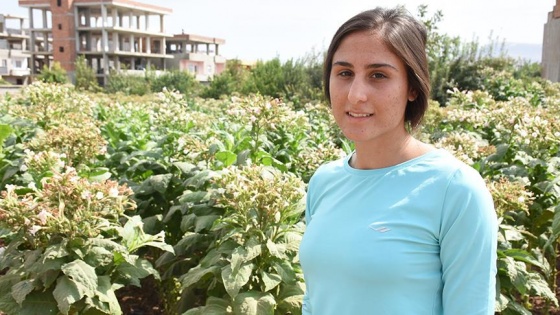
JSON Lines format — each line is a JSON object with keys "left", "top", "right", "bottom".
{"left": 2, "top": 0, "right": 555, "bottom": 61}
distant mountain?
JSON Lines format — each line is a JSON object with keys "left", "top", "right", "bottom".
{"left": 475, "top": 42, "right": 542, "bottom": 63}
{"left": 503, "top": 43, "right": 542, "bottom": 62}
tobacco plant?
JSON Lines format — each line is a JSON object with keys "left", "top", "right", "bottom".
{"left": 0, "top": 167, "right": 173, "bottom": 315}
{"left": 179, "top": 165, "right": 306, "bottom": 315}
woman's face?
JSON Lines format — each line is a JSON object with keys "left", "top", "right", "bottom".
{"left": 329, "top": 31, "right": 415, "bottom": 146}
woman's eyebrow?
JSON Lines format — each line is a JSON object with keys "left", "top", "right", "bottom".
{"left": 332, "top": 61, "right": 398, "bottom": 71}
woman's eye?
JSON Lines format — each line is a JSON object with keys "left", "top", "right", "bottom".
{"left": 338, "top": 70, "right": 352, "bottom": 77}
{"left": 371, "top": 73, "right": 386, "bottom": 79}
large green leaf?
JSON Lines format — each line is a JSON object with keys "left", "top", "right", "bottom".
{"left": 222, "top": 263, "right": 253, "bottom": 299}
{"left": 94, "top": 276, "right": 122, "bottom": 315}
{"left": 277, "top": 294, "right": 303, "bottom": 315}
{"left": 266, "top": 240, "right": 287, "bottom": 259}
{"left": 181, "top": 265, "right": 220, "bottom": 289}
{"left": 243, "top": 238, "right": 263, "bottom": 262}
{"left": 88, "top": 238, "right": 126, "bottom": 253}
{"left": 526, "top": 272, "right": 558, "bottom": 304}
{"left": 61, "top": 260, "right": 98, "bottom": 298}
{"left": 11, "top": 279, "right": 35, "bottom": 305}
{"left": 121, "top": 215, "right": 174, "bottom": 253}
{"left": 273, "top": 260, "right": 296, "bottom": 285}
{"left": 0, "top": 124, "right": 13, "bottom": 153}
{"left": 199, "top": 248, "right": 223, "bottom": 267}
{"left": 216, "top": 150, "right": 237, "bottom": 166}
{"left": 232, "top": 291, "right": 275, "bottom": 315}
{"left": 53, "top": 275, "right": 83, "bottom": 314}
{"left": 194, "top": 214, "right": 220, "bottom": 233}
{"left": 183, "top": 307, "right": 204, "bottom": 315}
{"left": 278, "top": 282, "right": 305, "bottom": 299}
{"left": 172, "top": 161, "right": 197, "bottom": 174}
{"left": 0, "top": 274, "right": 20, "bottom": 314}
{"left": 179, "top": 191, "right": 211, "bottom": 205}
{"left": 495, "top": 293, "right": 509, "bottom": 312}
{"left": 501, "top": 248, "right": 544, "bottom": 269}
{"left": 138, "top": 174, "right": 172, "bottom": 194}
{"left": 183, "top": 170, "right": 215, "bottom": 189}
{"left": 37, "top": 269, "right": 62, "bottom": 289}
{"left": 187, "top": 297, "right": 231, "bottom": 315}
{"left": 230, "top": 247, "right": 247, "bottom": 275}
{"left": 18, "top": 290, "right": 58, "bottom": 315}
{"left": 84, "top": 246, "right": 114, "bottom": 268}
{"left": 115, "top": 257, "right": 157, "bottom": 287}
{"left": 260, "top": 271, "right": 282, "bottom": 292}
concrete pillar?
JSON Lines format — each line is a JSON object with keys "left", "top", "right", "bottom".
{"left": 112, "top": 8, "right": 117, "bottom": 27}
{"left": 542, "top": 0, "right": 560, "bottom": 82}
{"left": 113, "top": 32, "right": 119, "bottom": 52}
{"left": 42, "top": 9, "right": 48, "bottom": 52}
{"left": 101, "top": 4, "right": 108, "bottom": 51}
{"left": 145, "top": 13, "right": 149, "bottom": 31}
{"left": 28, "top": 7, "right": 36, "bottom": 74}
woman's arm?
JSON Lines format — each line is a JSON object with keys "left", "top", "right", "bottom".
{"left": 440, "top": 167, "right": 498, "bottom": 315}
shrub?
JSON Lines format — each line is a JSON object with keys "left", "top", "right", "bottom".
{"left": 105, "top": 71, "right": 152, "bottom": 96}
{"left": 180, "top": 165, "right": 306, "bottom": 315}
{"left": 37, "top": 61, "right": 68, "bottom": 84}
{"left": 0, "top": 168, "right": 173, "bottom": 315}
{"left": 75, "top": 55, "right": 101, "bottom": 92}
{"left": 151, "top": 70, "right": 201, "bottom": 97}
{"left": 201, "top": 59, "right": 250, "bottom": 99}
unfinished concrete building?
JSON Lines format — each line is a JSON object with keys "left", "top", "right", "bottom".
{"left": 543, "top": 0, "right": 560, "bottom": 82}
{"left": 166, "top": 33, "right": 226, "bottom": 82}
{"left": 0, "top": 14, "right": 31, "bottom": 85}
{"left": 18, "top": 0, "right": 174, "bottom": 84}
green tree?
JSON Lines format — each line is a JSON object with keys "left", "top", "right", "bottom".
{"left": 105, "top": 70, "right": 152, "bottom": 95}
{"left": 201, "top": 59, "right": 250, "bottom": 99}
{"left": 37, "top": 61, "right": 68, "bottom": 84}
{"left": 74, "top": 55, "right": 101, "bottom": 91}
{"left": 151, "top": 70, "right": 201, "bottom": 97}
{"left": 242, "top": 58, "right": 285, "bottom": 98}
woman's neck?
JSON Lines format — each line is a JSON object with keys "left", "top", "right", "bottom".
{"left": 350, "top": 135, "right": 433, "bottom": 170}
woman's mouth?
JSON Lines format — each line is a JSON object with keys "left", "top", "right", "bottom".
{"left": 347, "top": 112, "right": 373, "bottom": 118}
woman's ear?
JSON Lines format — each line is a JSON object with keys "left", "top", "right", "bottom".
{"left": 408, "top": 89, "right": 418, "bottom": 102}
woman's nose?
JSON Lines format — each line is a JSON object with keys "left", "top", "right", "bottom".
{"left": 347, "top": 78, "right": 368, "bottom": 104}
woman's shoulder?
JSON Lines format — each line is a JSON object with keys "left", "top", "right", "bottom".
{"left": 313, "top": 156, "right": 347, "bottom": 176}
{"left": 423, "top": 149, "right": 488, "bottom": 192}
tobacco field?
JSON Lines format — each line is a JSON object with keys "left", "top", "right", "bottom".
{"left": 1, "top": 72, "right": 560, "bottom": 314}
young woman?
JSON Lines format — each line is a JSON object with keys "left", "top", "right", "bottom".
{"left": 299, "top": 7, "right": 497, "bottom": 315}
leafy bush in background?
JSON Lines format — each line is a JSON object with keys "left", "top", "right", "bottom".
{"left": 151, "top": 70, "right": 202, "bottom": 97}
{"left": 75, "top": 55, "right": 101, "bottom": 92}
{"left": 37, "top": 61, "right": 68, "bottom": 84}
{"left": 105, "top": 70, "right": 152, "bottom": 96}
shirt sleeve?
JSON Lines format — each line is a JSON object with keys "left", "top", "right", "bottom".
{"left": 301, "top": 175, "right": 316, "bottom": 315}
{"left": 439, "top": 167, "right": 498, "bottom": 315}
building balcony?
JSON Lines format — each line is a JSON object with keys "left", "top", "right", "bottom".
{"left": 10, "top": 68, "right": 31, "bottom": 76}
{"left": 0, "top": 67, "right": 30, "bottom": 76}
{"left": 185, "top": 52, "right": 216, "bottom": 62}
{"left": 214, "top": 55, "right": 226, "bottom": 64}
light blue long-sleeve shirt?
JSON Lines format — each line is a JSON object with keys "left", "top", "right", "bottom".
{"left": 299, "top": 149, "right": 497, "bottom": 315}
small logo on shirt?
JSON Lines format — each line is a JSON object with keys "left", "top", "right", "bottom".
{"left": 369, "top": 222, "right": 390, "bottom": 233}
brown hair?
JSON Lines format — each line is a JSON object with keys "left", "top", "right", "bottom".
{"left": 324, "top": 7, "right": 430, "bottom": 129}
